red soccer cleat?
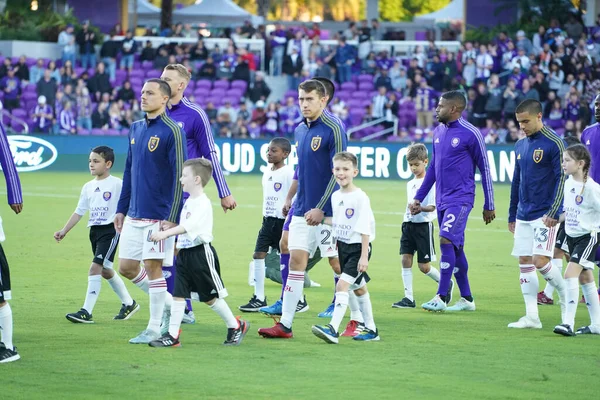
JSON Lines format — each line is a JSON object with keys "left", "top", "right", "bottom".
{"left": 537, "top": 291, "right": 554, "bottom": 305}
{"left": 257, "top": 323, "right": 293, "bottom": 339}
{"left": 341, "top": 320, "right": 364, "bottom": 337}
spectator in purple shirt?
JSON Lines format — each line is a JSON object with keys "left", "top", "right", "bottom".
{"left": 31, "top": 95, "right": 53, "bottom": 133}
{"left": 564, "top": 93, "right": 580, "bottom": 122}
{"left": 0, "top": 69, "right": 20, "bottom": 111}
{"left": 59, "top": 101, "right": 76, "bottom": 134}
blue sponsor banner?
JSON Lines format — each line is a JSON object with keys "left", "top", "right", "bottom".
{"left": 6, "top": 135, "right": 517, "bottom": 183}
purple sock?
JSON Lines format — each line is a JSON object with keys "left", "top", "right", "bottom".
{"left": 331, "top": 275, "right": 339, "bottom": 304}
{"left": 454, "top": 247, "right": 472, "bottom": 297}
{"left": 185, "top": 299, "right": 193, "bottom": 312}
{"left": 279, "top": 253, "right": 290, "bottom": 301}
{"left": 437, "top": 243, "right": 456, "bottom": 297}
{"left": 163, "top": 265, "right": 175, "bottom": 294}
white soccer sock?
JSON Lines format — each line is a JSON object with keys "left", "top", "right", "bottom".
{"left": 147, "top": 278, "right": 167, "bottom": 333}
{"left": 164, "top": 291, "right": 173, "bottom": 310}
{"left": 582, "top": 282, "right": 600, "bottom": 326}
{"left": 253, "top": 259, "right": 266, "bottom": 301}
{"left": 82, "top": 275, "right": 102, "bottom": 314}
{"left": 131, "top": 268, "right": 149, "bottom": 294}
{"left": 401, "top": 268, "right": 414, "bottom": 301}
{"left": 209, "top": 298, "right": 238, "bottom": 329}
{"left": 539, "top": 262, "right": 566, "bottom": 303}
{"left": 564, "top": 277, "right": 578, "bottom": 329}
{"left": 356, "top": 292, "right": 376, "bottom": 332}
{"left": 519, "top": 264, "right": 539, "bottom": 319}
{"left": 329, "top": 291, "right": 349, "bottom": 332}
{"left": 348, "top": 291, "right": 363, "bottom": 323}
{"left": 426, "top": 266, "right": 440, "bottom": 282}
{"left": 0, "top": 303, "right": 14, "bottom": 351}
{"left": 543, "top": 259, "right": 563, "bottom": 299}
{"left": 280, "top": 271, "right": 304, "bottom": 329}
{"left": 106, "top": 274, "right": 133, "bottom": 306}
{"left": 169, "top": 299, "right": 186, "bottom": 338}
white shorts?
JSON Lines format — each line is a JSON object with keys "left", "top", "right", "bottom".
{"left": 288, "top": 216, "right": 338, "bottom": 258}
{"left": 511, "top": 218, "right": 558, "bottom": 258}
{"left": 118, "top": 217, "right": 175, "bottom": 264}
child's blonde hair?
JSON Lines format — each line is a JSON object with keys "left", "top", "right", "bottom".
{"left": 183, "top": 158, "right": 213, "bottom": 187}
{"left": 406, "top": 143, "right": 428, "bottom": 162}
{"left": 333, "top": 151, "right": 358, "bottom": 168}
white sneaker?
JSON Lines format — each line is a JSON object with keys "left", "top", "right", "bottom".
{"left": 182, "top": 310, "right": 196, "bottom": 324}
{"left": 422, "top": 295, "right": 447, "bottom": 312}
{"left": 309, "top": 280, "right": 321, "bottom": 288}
{"left": 446, "top": 297, "right": 476, "bottom": 311}
{"left": 507, "top": 316, "right": 542, "bottom": 329}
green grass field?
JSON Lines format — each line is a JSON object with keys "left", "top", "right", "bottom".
{"left": 1, "top": 172, "right": 597, "bottom": 399}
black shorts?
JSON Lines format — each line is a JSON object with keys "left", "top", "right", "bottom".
{"left": 174, "top": 243, "right": 227, "bottom": 302}
{"left": 400, "top": 222, "right": 436, "bottom": 264}
{"left": 89, "top": 224, "right": 119, "bottom": 267}
{"left": 566, "top": 233, "right": 599, "bottom": 269}
{"left": 555, "top": 222, "right": 569, "bottom": 253}
{"left": 254, "top": 217, "right": 285, "bottom": 253}
{"left": 337, "top": 241, "right": 371, "bottom": 288}
{"left": 0, "top": 244, "right": 11, "bottom": 302}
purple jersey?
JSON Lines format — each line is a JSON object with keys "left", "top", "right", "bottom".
{"left": 0, "top": 77, "right": 20, "bottom": 99}
{"left": 0, "top": 122, "right": 22, "bottom": 205}
{"left": 167, "top": 97, "right": 231, "bottom": 199}
{"left": 416, "top": 88, "right": 436, "bottom": 112}
{"left": 565, "top": 102, "right": 580, "bottom": 122}
{"left": 581, "top": 123, "right": 600, "bottom": 181}
{"left": 33, "top": 104, "right": 53, "bottom": 131}
{"left": 415, "top": 118, "right": 495, "bottom": 212}
{"left": 59, "top": 109, "right": 76, "bottom": 131}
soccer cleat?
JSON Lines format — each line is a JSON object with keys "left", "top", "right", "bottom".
{"left": 422, "top": 295, "right": 447, "bottom": 312}
{"left": 114, "top": 300, "right": 140, "bottom": 320}
{"left": 318, "top": 303, "right": 335, "bottom": 318}
{"left": 0, "top": 345, "right": 20, "bottom": 363}
{"left": 392, "top": 297, "right": 416, "bottom": 309}
{"left": 575, "top": 325, "right": 600, "bottom": 335}
{"left": 296, "top": 296, "right": 309, "bottom": 313}
{"left": 341, "top": 320, "right": 364, "bottom": 337}
{"left": 444, "top": 279, "right": 455, "bottom": 305}
{"left": 257, "top": 322, "right": 293, "bottom": 339}
{"left": 259, "top": 299, "right": 283, "bottom": 316}
{"left": 309, "top": 280, "right": 322, "bottom": 288}
{"left": 224, "top": 318, "right": 250, "bottom": 346}
{"left": 129, "top": 329, "right": 160, "bottom": 344}
{"left": 239, "top": 295, "right": 268, "bottom": 312}
{"left": 553, "top": 323, "right": 575, "bottom": 337}
{"left": 446, "top": 297, "right": 476, "bottom": 312}
{"left": 311, "top": 324, "right": 339, "bottom": 344}
{"left": 182, "top": 310, "right": 196, "bottom": 324}
{"left": 507, "top": 316, "right": 542, "bottom": 329}
{"left": 537, "top": 291, "right": 554, "bottom": 305}
{"left": 353, "top": 328, "right": 380, "bottom": 341}
{"left": 148, "top": 332, "right": 181, "bottom": 348}
{"left": 66, "top": 308, "right": 94, "bottom": 324}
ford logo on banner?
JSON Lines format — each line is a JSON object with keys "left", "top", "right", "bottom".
{"left": 6, "top": 135, "right": 58, "bottom": 172}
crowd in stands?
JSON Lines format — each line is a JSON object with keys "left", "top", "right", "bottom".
{"left": 1, "top": 14, "right": 600, "bottom": 141}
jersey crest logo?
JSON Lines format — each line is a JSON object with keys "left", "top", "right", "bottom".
{"left": 274, "top": 182, "right": 282, "bottom": 192}
{"left": 103, "top": 191, "right": 111, "bottom": 201}
{"left": 311, "top": 136, "right": 322, "bottom": 151}
{"left": 345, "top": 208, "right": 354, "bottom": 219}
{"left": 533, "top": 149, "right": 543, "bottom": 163}
{"left": 451, "top": 137, "right": 460, "bottom": 147}
{"left": 575, "top": 195, "right": 584, "bottom": 205}
{"left": 148, "top": 136, "right": 160, "bottom": 152}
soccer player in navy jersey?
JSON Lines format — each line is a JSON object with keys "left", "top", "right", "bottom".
{"left": 411, "top": 90, "right": 496, "bottom": 313}
{"left": 258, "top": 79, "right": 347, "bottom": 339}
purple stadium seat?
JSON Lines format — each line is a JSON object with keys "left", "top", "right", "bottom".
{"left": 142, "top": 61, "right": 153, "bottom": 69}
{"left": 353, "top": 91, "right": 369, "bottom": 99}
{"left": 341, "top": 82, "right": 357, "bottom": 91}
{"left": 104, "top": 129, "right": 119, "bottom": 136}
{"left": 22, "top": 92, "right": 38, "bottom": 102}
{"left": 25, "top": 100, "right": 37, "bottom": 111}
{"left": 196, "top": 79, "right": 212, "bottom": 89}
{"left": 24, "top": 84, "right": 37, "bottom": 93}
{"left": 361, "top": 99, "right": 372, "bottom": 108}
{"left": 129, "top": 69, "right": 145, "bottom": 79}
{"left": 227, "top": 88, "right": 244, "bottom": 97}
{"left": 284, "top": 90, "right": 297, "bottom": 99}
{"left": 120, "top": 129, "right": 129, "bottom": 135}
{"left": 11, "top": 120, "right": 27, "bottom": 133}
{"left": 555, "top": 127, "right": 566, "bottom": 136}
{"left": 26, "top": 58, "right": 37, "bottom": 67}
{"left": 358, "top": 74, "right": 372, "bottom": 82}
{"left": 231, "top": 80, "right": 248, "bottom": 90}
{"left": 115, "top": 69, "right": 127, "bottom": 80}
{"left": 74, "top": 67, "right": 85, "bottom": 76}
{"left": 193, "top": 87, "right": 209, "bottom": 96}
{"left": 133, "top": 61, "right": 141, "bottom": 70}
{"left": 11, "top": 108, "right": 27, "bottom": 119}
{"left": 145, "top": 70, "right": 162, "bottom": 79}
{"left": 358, "top": 82, "right": 374, "bottom": 91}
{"left": 78, "top": 129, "right": 91, "bottom": 136}
{"left": 213, "top": 80, "right": 230, "bottom": 89}
{"left": 129, "top": 77, "right": 143, "bottom": 86}
{"left": 91, "top": 128, "right": 105, "bottom": 135}
{"left": 320, "top": 30, "right": 330, "bottom": 40}
{"left": 87, "top": 68, "right": 95, "bottom": 76}
{"left": 222, "top": 97, "right": 237, "bottom": 105}
{"left": 210, "top": 88, "right": 227, "bottom": 97}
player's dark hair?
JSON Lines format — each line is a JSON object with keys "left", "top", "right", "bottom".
{"left": 564, "top": 136, "right": 581, "bottom": 146}
{"left": 565, "top": 144, "right": 591, "bottom": 183}
{"left": 406, "top": 143, "right": 428, "bottom": 162}
{"left": 183, "top": 158, "right": 213, "bottom": 187}
{"left": 146, "top": 78, "right": 172, "bottom": 98}
{"left": 299, "top": 79, "right": 326, "bottom": 98}
{"left": 441, "top": 90, "right": 467, "bottom": 111}
{"left": 313, "top": 77, "right": 335, "bottom": 105}
{"left": 515, "top": 99, "right": 543, "bottom": 115}
{"left": 91, "top": 145, "right": 115, "bottom": 166}
{"left": 333, "top": 151, "right": 358, "bottom": 168}
{"left": 270, "top": 137, "right": 292, "bottom": 154}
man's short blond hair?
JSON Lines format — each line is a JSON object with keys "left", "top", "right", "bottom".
{"left": 164, "top": 64, "right": 192, "bottom": 82}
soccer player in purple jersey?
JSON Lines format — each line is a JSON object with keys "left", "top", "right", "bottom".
{"left": 0, "top": 121, "right": 23, "bottom": 363}
{"left": 411, "top": 91, "right": 496, "bottom": 312}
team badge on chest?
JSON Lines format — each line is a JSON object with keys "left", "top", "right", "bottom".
{"left": 311, "top": 136, "right": 322, "bottom": 151}
{"left": 533, "top": 149, "right": 543, "bottom": 163}
{"left": 103, "top": 191, "right": 111, "bottom": 201}
{"left": 148, "top": 136, "right": 160, "bottom": 152}
{"left": 274, "top": 182, "right": 282, "bottom": 192}
{"left": 451, "top": 137, "right": 460, "bottom": 147}
{"left": 345, "top": 208, "right": 355, "bottom": 219}
{"left": 575, "top": 195, "right": 584, "bottom": 205}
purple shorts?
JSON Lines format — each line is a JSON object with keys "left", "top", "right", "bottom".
{"left": 437, "top": 206, "right": 472, "bottom": 248}
{"left": 283, "top": 204, "right": 295, "bottom": 231}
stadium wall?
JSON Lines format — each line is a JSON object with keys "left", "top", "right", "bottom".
{"left": 5, "top": 135, "right": 517, "bottom": 183}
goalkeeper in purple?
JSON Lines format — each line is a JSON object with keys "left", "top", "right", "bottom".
{"left": 411, "top": 91, "right": 496, "bottom": 312}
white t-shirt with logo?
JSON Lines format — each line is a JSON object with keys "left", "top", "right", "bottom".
{"left": 331, "top": 188, "right": 376, "bottom": 244}
{"left": 563, "top": 176, "right": 600, "bottom": 237}
{"left": 404, "top": 177, "right": 436, "bottom": 223}
{"left": 177, "top": 193, "right": 213, "bottom": 249}
{"left": 262, "top": 164, "right": 294, "bottom": 219}
{"left": 75, "top": 175, "right": 122, "bottom": 227}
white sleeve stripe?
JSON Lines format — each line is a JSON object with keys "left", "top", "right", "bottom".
{"left": 459, "top": 118, "right": 495, "bottom": 210}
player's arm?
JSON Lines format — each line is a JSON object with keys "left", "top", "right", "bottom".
{"left": 55, "top": 186, "right": 87, "bottom": 241}
{"left": 470, "top": 132, "right": 496, "bottom": 224}
{"left": 358, "top": 233, "right": 370, "bottom": 273}
{"left": 413, "top": 153, "right": 436, "bottom": 213}
{"left": 283, "top": 169, "right": 298, "bottom": 215}
{"left": 355, "top": 194, "right": 373, "bottom": 272}
{"left": 166, "top": 124, "right": 187, "bottom": 225}
{"left": 150, "top": 224, "right": 186, "bottom": 242}
{"left": 0, "top": 123, "right": 22, "bottom": 213}
{"left": 116, "top": 135, "right": 133, "bottom": 219}
{"left": 508, "top": 145, "right": 521, "bottom": 233}
{"left": 545, "top": 140, "right": 566, "bottom": 224}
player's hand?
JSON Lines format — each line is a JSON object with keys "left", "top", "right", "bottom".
{"left": 221, "top": 195, "right": 237, "bottom": 213}
{"left": 358, "top": 256, "right": 369, "bottom": 273}
{"left": 53, "top": 230, "right": 66, "bottom": 242}
{"left": 305, "top": 208, "right": 324, "bottom": 226}
{"left": 508, "top": 222, "right": 515, "bottom": 234}
{"left": 282, "top": 198, "right": 292, "bottom": 216}
{"left": 114, "top": 213, "right": 125, "bottom": 233}
{"left": 150, "top": 231, "right": 168, "bottom": 242}
{"left": 409, "top": 200, "right": 422, "bottom": 215}
{"left": 9, "top": 203, "right": 22, "bottom": 214}
{"left": 483, "top": 209, "right": 496, "bottom": 225}
{"left": 542, "top": 214, "right": 558, "bottom": 228}
{"left": 161, "top": 220, "right": 177, "bottom": 231}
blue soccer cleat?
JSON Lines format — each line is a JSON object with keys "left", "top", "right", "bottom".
{"left": 260, "top": 299, "right": 283, "bottom": 316}
{"left": 318, "top": 303, "right": 335, "bottom": 318}
{"left": 311, "top": 324, "right": 339, "bottom": 344}
{"left": 353, "top": 328, "right": 380, "bottom": 341}
{"left": 422, "top": 295, "right": 447, "bottom": 312}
